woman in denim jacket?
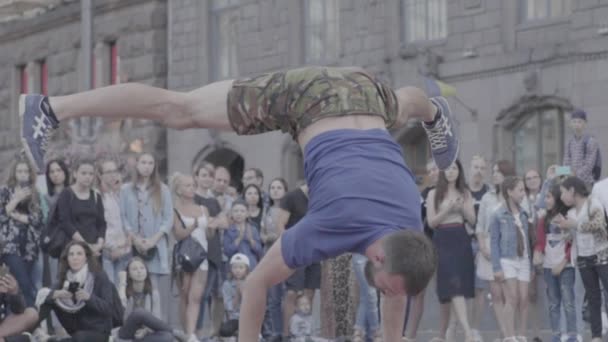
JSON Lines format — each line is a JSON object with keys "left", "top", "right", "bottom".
{"left": 490, "top": 176, "right": 530, "bottom": 342}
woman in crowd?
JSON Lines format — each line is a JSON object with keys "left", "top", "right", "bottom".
{"left": 490, "top": 176, "right": 531, "bottom": 342}
{"left": 243, "top": 184, "right": 264, "bottom": 231}
{"left": 223, "top": 199, "right": 263, "bottom": 270}
{"left": 116, "top": 257, "right": 187, "bottom": 342}
{"left": 55, "top": 159, "right": 106, "bottom": 254}
{"left": 171, "top": 173, "right": 209, "bottom": 342}
{"left": 193, "top": 162, "right": 227, "bottom": 338}
{"left": 534, "top": 184, "right": 577, "bottom": 342}
{"left": 475, "top": 160, "right": 515, "bottom": 338}
{"left": 261, "top": 178, "right": 288, "bottom": 340}
{"left": 120, "top": 152, "right": 173, "bottom": 321}
{"left": 427, "top": 159, "right": 476, "bottom": 342}
{"left": 0, "top": 157, "right": 43, "bottom": 307}
{"left": 522, "top": 169, "right": 544, "bottom": 341}
{"left": 39, "top": 241, "right": 115, "bottom": 342}
{"left": 40, "top": 159, "right": 70, "bottom": 279}
{"left": 558, "top": 176, "right": 608, "bottom": 342}
{"left": 97, "top": 157, "right": 131, "bottom": 285}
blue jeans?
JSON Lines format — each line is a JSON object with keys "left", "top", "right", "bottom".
{"left": 197, "top": 263, "right": 222, "bottom": 329}
{"left": 544, "top": 267, "right": 577, "bottom": 338}
{"left": 102, "top": 254, "right": 131, "bottom": 285}
{"left": 352, "top": 254, "right": 379, "bottom": 335}
{"left": 266, "top": 282, "right": 284, "bottom": 337}
{"left": 3, "top": 254, "right": 36, "bottom": 307}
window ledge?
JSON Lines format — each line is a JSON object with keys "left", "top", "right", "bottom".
{"left": 517, "top": 17, "right": 570, "bottom": 31}
{"left": 399, "top": 39, "right": 447, "bottom": 59}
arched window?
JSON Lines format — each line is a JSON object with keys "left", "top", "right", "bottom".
{"left": 496, "top": 95, "right": 572, "bottom": 176}
{"left": 513, "top": 108, "right": 565, "bottom": 175}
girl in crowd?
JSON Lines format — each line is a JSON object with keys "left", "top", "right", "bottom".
{"left": 490, "top": 176, "right": 531, "bottom": 342}
{"left": 475, "top": 160, "right": 515, "bottom": 338}
{"left": 98, "top": 158, "right": 131, "bottom": 285}
{"left": 534, "top": 184, "right": 577, "bottom": 342}
{"left": 171, "top": 173, "right": 209, "bottom": 342}
{"left": 116, "top": 257, "right": 187, "bottom": 342}
{"left": 223, "top": 200, "right": 263, "bottom": 270}
{"left": 261, "top": 178, "right": 288, "bottom": 340}
{"left": 55, "top": 159, "right": 106, "bottom": 254}
{"left": 427, "top": 160, "right": 476, "bottom": 342}
{"left": 243, "top": 184, "right": 264, "bottom": 231}
{"left": 557, "top": 176, "right": 608, "bottom": 342}
{"left": 120, "top": 152, "right": 173, "bottom": 321}
{"left": 39, "top": 241, "right": 114, "bottom": 342}
{"left": 0, "top": 157, "right": 43, "bottom": 307}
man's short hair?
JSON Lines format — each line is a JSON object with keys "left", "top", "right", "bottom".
{"left": 245, "top": 167, "right": 263, "bottom": 181}
{"left": 383, "top": 230, "right": 437, "bottom": 296}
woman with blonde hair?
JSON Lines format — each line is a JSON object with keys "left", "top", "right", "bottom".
{"left": 170, "top": 173, "right": 209, "bottom": 342}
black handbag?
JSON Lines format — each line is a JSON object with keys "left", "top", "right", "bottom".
{"left": 173, "top": 209, "right": 207, "bottom": 273}
{"left": 40, "top": 189, "right": 71, "bottom": 258}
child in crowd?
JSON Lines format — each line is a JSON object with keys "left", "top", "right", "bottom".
{"left": 220, "top": 253, "right": 250, "bottom": 339}
{"left": 290, "top": 294, "right": 330, "bottom": 342}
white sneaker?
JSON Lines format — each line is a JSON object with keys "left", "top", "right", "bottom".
{"left": 187, "top": 334, "right": 199, "bottom": 342}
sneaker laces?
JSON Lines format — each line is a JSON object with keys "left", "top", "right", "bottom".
{"left": 425, "top": 117, "right": 448, "bottom": 151}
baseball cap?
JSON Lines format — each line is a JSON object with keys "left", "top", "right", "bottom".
{"left": 230, "top": 253, "right": 250, "bottom": 268}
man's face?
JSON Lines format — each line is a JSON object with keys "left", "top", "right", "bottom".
{"left": 101, "top": 161, "right": 122, "bottom": 191}
{"left": 242, "top": 170, "right": 262, "bottom": 188}
{"left": 214, "top": 168, "right": 231, "bottom": 194}
{"left": 364, "top": 260, "right": 406, "bottom": 297}
{"left": 470, "top": 158, "right": 487, "bottom": 184}
{"left": 570, "top": 118, "right": 586, "bottom": 135}
{"left": 426, "top": 162, "right": 439, "bottom": 186}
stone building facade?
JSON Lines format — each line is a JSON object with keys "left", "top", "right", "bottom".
{"left": 0, "top": 0, "right": 168, "bottom": 177}
{"left": 166, "top": 0, "right": 608, "bottom": 189}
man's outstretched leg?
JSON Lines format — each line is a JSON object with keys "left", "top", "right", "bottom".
{"left": 19, "top": 80, "right": 234, "bottom": 172}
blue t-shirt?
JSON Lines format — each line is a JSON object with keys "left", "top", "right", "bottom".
{"left": 281, "top": 129, "right": 422, "bottom": 269}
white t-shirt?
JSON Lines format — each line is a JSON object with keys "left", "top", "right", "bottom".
{"left": 568, "top": 198, "right": 603, "bottom": 257}
{"left": 543, "top": 222, "right": 569, "bottom": 269}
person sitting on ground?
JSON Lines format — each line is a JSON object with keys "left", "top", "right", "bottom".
{"left": 115, "top": 257, "right": 188, "bottom": 342}
{"left": 0, "top": 267, "right": 39, "bottom": 342}
{"left": 36, "top": 241, "right": 115, "bottom": 342}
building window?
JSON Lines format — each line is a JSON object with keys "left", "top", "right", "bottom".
{"left": 39, "top": 60, "right": 47, "bottom": 95}
{"left": 523, "top": 0, "right": 571, "bottom": 21}
{"left": 401, "top": 0, "right": 447, "bottom": 43}
{"left": 303, "top": 0, "right": 340, "bottom": 64}
{"left": 19, "top": 65, "right": 28, "bottom": 94}
{"left": 513, "top": 108, "right": 564, "bottom": 175}
{"left": 211, "top": 0, "right": 240, "bottom": 81}
{"left": 110, "top": 41, "right": 119, "bottom": 84}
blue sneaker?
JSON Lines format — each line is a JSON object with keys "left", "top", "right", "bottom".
{"left": 19, "top": 94, "right": 59, "bottom": 173}
{"left": 422, "top": 96, "right": 459, "bottom": 170}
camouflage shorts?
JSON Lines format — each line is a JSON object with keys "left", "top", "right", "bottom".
{"left": 226, "top": 66, "right": 399, "bottom": 138}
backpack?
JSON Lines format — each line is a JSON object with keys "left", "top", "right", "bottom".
{"left": 568, "top": 135, "right": 602, "bottom": 181}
